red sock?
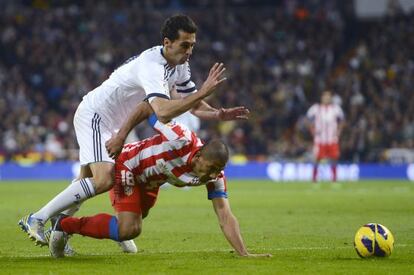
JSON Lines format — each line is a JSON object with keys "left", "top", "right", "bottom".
{"left": 312, "top": 166, "right": 318, "bottom": 182}
{"left": 331, "top": 165, "right": 337, "bottom": 182}
{"left": 61, "top": 213, "right": 115, "bottom": 240}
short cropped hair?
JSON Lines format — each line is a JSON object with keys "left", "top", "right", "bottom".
{"left": 200, "top": 139, "right": 229, "bottom": 166}
{"left": 161, "top": 14, "right": 198, "bottom": 42}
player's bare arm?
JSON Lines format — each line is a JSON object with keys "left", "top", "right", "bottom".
{"left": 306, "top": 118, "right": 315, "bottom": 137}
{"left": 191, "top": 100, "right": 250, "bottom": 121}
{"left": 212, "top": 197, "right": 272, "bottom": 257}
{"left": 150, "top": 62, "right": 226, "bottom": 122}
{"left": 105, "top": 101, "right": 154, "bottom": 159}
{"left": 337, "top": 120, "right": 345, "bottom": 138}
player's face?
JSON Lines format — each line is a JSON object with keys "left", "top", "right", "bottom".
{"left": 192, "top": 155, "right": 224, "bottom": 182}
{"left": 163, "top": 30, "right": 196, "bottom": 65}
{"left": 321, "top": 92, "right": 332, "bottom": 105}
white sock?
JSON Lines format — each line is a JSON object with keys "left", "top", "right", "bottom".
{"left": 32, "top": 178, "right": 95, "bottom": 222}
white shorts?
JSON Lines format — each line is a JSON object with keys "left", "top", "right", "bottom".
{"left": 74, "top": 100, "right": 114, "bottom": 165}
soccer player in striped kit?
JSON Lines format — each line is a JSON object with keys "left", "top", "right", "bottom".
{"left": 19, "top": 14, "right": 249, "bottom": 253}
{"left": 48, "top": 110, "right": 271, "bottom": 258}
{"left": 306, "top": 91, "right": 345, "bottom": 182}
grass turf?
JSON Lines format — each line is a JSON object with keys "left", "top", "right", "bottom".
{"left": 0, "top": 180, "right": 413, "bottom": 274}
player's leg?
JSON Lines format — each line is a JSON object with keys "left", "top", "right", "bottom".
{"left": 36, "top": 165, "right": 93, "bottom": 256}
{"left": 329, "top": 143, "right": 340, "bottom": 182}
{"left": 33, "top": 161, "right": 114, "bottom": 222}
{"left": 312, "top": 143, "right": 322, "bottom": 182}
{"left": 60, "top": 164, "right": 93, "bottom": 216}
{"left": 18, "top": 164, "right": 106, "bottom": 245}
{"left": 19, "top": 107, "right": 115, "bottom": 245}
{"left": 54, "top": 212, "right": 141, "bottom": 241}
{"left": 52, "top": 186, "right": 158, "bottom": 241}
{"left": 49, "top": 211, "right": 141, "bottom": 258}
{"left": 49, "top": 179, "right": 144, "bottom": 257}
{"left": 33, "top": 161, "right": 115, "bottom": 222}
{"left": 109, "top": 167, "right": 146, "bottom": 241}
{"left": 330, "top": 160, "right": 337, "bottom": 182}
{"left": 117, "top": 212, "right": 143, "bottom": 240}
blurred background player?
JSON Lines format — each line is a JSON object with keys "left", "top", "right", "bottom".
{"left": 19, "top": 14, "right": 249, "bottom": 250}
{"left": 306, "top": 91, "right": 345, "bottom": 182}
{"left": 49, "top": 111, "right": 271, "bottom": 258}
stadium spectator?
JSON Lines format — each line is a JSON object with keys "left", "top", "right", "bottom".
{"left": 1, "top": 1, "right": 413, "bottom": 163}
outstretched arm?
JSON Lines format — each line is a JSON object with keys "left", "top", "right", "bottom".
{"left": 150, "top": 63, "right": 226, "bottom": 122}
{"left": 106, "top": 62, "right": 226, "bottom": 159}
{"left": 191, "top": 100, "right": 250, "bottom": 121}
{"left": 212, "top": 197, "right": 272, "bottom": 257}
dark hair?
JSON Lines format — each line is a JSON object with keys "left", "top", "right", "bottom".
{"left": 200, "top": 139, "right": 229, "bottom": 166}
{"left": 161, "top": 14, "right": 197, "bottom": 42}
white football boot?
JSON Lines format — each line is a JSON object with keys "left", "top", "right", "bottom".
{"left": 49, "top": 214, "right": 69, "bottom": 258}
{"left": 118, "top": 240, "right": 138, "bottom": 253}
{"left": 18, "top": 214, "right": 47, "bottom": 246}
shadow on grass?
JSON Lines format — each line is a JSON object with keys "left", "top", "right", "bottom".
{"left": 332, "top": 255, "right": 413, "bottom": 264}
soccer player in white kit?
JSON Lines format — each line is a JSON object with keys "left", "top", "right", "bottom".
{"left": 19, "top": 15, "right": 249, "bottom": 252}
{"left": 306, "top": 91, "right": 345, "bottom": 182}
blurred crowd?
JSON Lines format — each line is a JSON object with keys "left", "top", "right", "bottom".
{"left": 325, "top": 15, "right": 414, "bottom": 162}
{"left": 0, "top": 0, "right": 413, "bottom": 164}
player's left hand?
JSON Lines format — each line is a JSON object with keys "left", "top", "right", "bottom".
{"left": 105, "top": 134, "right": 124, "bottom": 159}
{"left": 217, "top": 106, "right": 250, "bottom": 121}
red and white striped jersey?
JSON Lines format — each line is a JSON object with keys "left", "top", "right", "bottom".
{"left": 306, "top": 103, "right": 344, "bottom": 144}
{"left": 117, "top": 119, "right": 227, "bottom": 200}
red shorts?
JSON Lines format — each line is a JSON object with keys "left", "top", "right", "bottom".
{"left": 109, "top": 162, "right": 159, "bottom": 215}
{"left": 313, "top": 143, "right": 340, "bottom": 161}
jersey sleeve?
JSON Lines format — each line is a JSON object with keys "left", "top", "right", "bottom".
{"left": 206, "top": 172, "right": 228, "bottom": 200}
{"left": 336, "top": 105, "right": 345, "bottom": 121}
{"left": 139, "top": 62, "right": 170, "bottom": 103}
{"left": 175, "top": 62, "right": 197, "bottom": 97}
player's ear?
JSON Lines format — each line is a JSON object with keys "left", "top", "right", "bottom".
{"left": 194, "top": 151, "right": 202, "bottom": 160}
{"left": 163, "top": 37, "right": 172, "bottom": 48}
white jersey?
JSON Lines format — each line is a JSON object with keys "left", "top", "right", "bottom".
{"left": 82, "top": 45, "right": 197, "bottom": 130}
{"left": 306, "top": 103, "right": 344, "bottom": 144}
{"left": 173, "top": 111, "right": 200, "bottom": 133}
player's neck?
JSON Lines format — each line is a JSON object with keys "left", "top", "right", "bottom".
{"left": 160, "top": 47, "right": 177, "bottom": 67}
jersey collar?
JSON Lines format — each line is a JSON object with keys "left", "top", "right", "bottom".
{"left": 160, "top": 46, "right": 176, "bottom": 67}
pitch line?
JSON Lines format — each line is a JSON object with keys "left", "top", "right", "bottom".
{"left": 2, "top": 244, "right": 410, "bottom": 258}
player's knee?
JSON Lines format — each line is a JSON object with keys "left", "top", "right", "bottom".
{"left": 93, "top": 172, "right": 114, "bottom": 193}
{"left": 142, "top": 210, "right": 149, "bottom": 219}
{"left": 118, "top": 223, "right": 142, "bottom": 241}
{"left": 89, "top": 163, "right": 115, "bottom": 194}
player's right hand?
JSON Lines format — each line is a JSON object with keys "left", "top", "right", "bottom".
{"left": 200, "top": 62, "right": 227, "bottom": 96}
{"left": 105, "top": 134, "right": 124, "bottom": 159}
{"left": 243, "top": 253, "right": 273, "bottom": 258}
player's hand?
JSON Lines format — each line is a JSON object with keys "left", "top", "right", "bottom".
{"left": 310, "top": 127, "right": 315, "bottom": 136}
{"left": 217, "top": 106, "right": 250, "bottom": 121}
{"left": 105, "top": 134, "right": 124, "bottom": 159}
{"left": 200, "top": 63, "right": 227, "bottom": 96}
{"left": 243, "top": 253, "right": 273, "bottom": 258}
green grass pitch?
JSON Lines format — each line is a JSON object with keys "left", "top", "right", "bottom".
{"left": 0, "top": 180, "right": 413, "bottom": 274}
